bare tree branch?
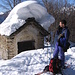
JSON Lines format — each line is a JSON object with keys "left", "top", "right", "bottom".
{"left": 0, "top": 0, "right": 23, "bottom": 12}
{"left": 7, "top": 0, "right": 13, "bottom": 9}
{"left": 0, "top": 4, "right": 10, "bottom": 10}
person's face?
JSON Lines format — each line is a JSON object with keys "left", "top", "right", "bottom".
{"left": 59, "top": 22, "right": 63, "bottom": 27}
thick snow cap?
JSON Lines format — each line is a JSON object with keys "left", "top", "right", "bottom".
{"left": 0, "top": 1, "right": 55, "bottom": 36}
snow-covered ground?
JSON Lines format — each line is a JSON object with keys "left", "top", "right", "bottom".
{"left": 0, "top": 42, "right": 75, "bottom": 75}
{"left": 0, "top": 12, "right": 4, "bottom": 15}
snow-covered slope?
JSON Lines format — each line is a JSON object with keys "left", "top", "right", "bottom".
{"left": 60, "top": 5, "right": 75, "bottom": 14}
{"left": 0, "top": 1, "right": 55, "bottom": 36}
{"left": 0, "top": 11, "right": 9, "bottom": 24}
{"left": 0, "top": 42, "right": 75, "bottom": 75}
{"left": 0, "top": 12, "right": 4, "bottom": 15}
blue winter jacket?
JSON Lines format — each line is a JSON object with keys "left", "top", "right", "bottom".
{"left": 61, "top": 26, "right": 70, "bottom": 41}
{"left": 59, "top": 26, "right": 70, "bottom": 48}
{"left": 54, "top": 26, "right": 62, "bottom": 45}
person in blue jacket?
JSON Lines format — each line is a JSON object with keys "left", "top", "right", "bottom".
{"left": 53, "top": 20, "right": 70, "bottom": 68}
{"left": 54, "top": 23, "right": 63, "bottom": 45}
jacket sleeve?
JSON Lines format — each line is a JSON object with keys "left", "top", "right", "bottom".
{"left": 64, "top": 29, "right": 70, "bottom": 41}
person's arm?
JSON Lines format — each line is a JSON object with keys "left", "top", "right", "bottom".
{"left": 64, "top": 29, "right": 70, "bottom": 41}
{"left": 56, "top": 26, "right": 62, "bottom": 35}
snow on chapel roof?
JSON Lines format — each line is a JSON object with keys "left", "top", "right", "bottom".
{"left": 0, "top": 1, "right": 55, "bottom": 36}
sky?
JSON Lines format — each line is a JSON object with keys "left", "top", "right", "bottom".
{"left": 68, "top": 0, "right": 75, "bottom": 4}
{"left": 0, "top": 0, "right": 42, "bottom": 12}
{"left": 0, "top": 0, "right": 75, "bottom": 13}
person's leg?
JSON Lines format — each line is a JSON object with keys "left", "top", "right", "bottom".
{"left": 53, "top": 42, "right": 59, "bottom": 58}
{"left": 59, "top": 46, "right": 65, "bottom": 67}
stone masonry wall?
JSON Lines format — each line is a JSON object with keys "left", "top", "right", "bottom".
{"left": 7, "top": 24, "right": 44, "bottom": 59}
{"left": 0, "top": 22, "right": 45, "bottom": 59}
{"left": 0, "top": 35, "right": 8, "bottom": 59}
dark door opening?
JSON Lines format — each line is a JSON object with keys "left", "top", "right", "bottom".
{"left": 18, "top": 40, "right": 35, "bottom": 53}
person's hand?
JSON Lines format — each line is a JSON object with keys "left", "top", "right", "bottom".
{"left": 58, "top": 34, "right": 63, "bottom": 39}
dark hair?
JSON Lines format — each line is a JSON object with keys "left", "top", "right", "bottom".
{"left": 60, "top": 20, "right": 67, "bottom": 25}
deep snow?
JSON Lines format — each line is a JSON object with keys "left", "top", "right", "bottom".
{"left": 0, "top": 42, "right": 75, "bottom": 75}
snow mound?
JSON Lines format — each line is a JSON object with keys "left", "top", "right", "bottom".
{"left": 0, "top": 1, "right": 55, "bottom": 36}
{"left": 0, "top": 45, "right": 75, "bottom": 75}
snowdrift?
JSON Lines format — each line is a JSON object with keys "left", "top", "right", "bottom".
{"left": 0, "top": 45, "right": 75, "bottom": 75}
